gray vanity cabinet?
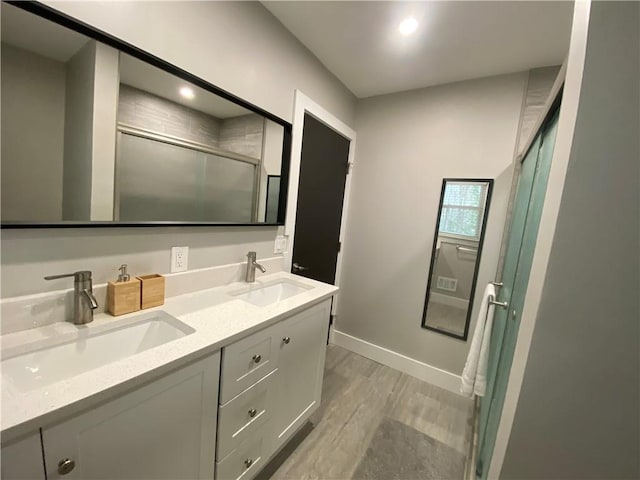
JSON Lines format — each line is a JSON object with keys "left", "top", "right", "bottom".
{"left": 216, "top": 299, "right": 332, "bottom": 480}
{"left": 1, "top": 433, "right": 45, "bottom": 480}
{"left": 40, "top": 353, "right": 220, "bottom": 480}
{"left": 273, "top": 300, "right": 332, "bottom": 446}
{"left": 1, "top": 298, "right": 332, "bottom": 480}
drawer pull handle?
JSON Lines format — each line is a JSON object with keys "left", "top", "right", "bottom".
{"left": 252, "top": 354, "right": 262, "bottom": 364}
{"left": 57, "top": 458, "right": 76, "bottom": 475}
{"left": 283, "top": 336, "right": 291, "bottom": 344}
{"left": 244, "top": 458, "right": 253, "bottom": 469}
{"left": 248, "top": 408, "right": 257, "bottom": 418}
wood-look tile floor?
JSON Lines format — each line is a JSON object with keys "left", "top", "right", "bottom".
{"left": 262, "top": 345, "right": 474, "bottom": 480}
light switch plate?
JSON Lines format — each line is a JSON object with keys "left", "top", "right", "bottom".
{"left": 170, "top": 246, "right": 189, "bottom": 273}
{"left": 274, "top": 235, "right": 287, "bottom": 254}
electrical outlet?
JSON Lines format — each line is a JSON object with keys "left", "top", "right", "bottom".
{"left": 170, "top": 246, "right": 189, "bottom": 273}
{"left": 274, "top": 235, "right": 287, "bottom": 254}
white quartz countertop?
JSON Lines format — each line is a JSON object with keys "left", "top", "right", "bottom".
{"left": 1, "top": 272, "right": 338, "bottom": 441}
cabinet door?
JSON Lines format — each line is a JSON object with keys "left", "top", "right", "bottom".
{"left": 273, "top": 299, "right": 331, "bottom": 449}
{"left": 42, "top": 352, "right": 220, "bottom": 480}
{"left": 1, "top": 433, "right": 45, "bottom": 480}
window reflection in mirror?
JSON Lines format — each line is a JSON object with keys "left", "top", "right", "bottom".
{"left": 421, "top": 179, "right": 493, "bottom": 340}
{"left": 0, "top": 2, "right": 288, "bottom": 225}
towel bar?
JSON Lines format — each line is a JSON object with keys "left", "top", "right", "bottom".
{"left": 489, "top": 299, "right": 508, "bottom": 309}
{"left": 488, "top": 295, "right": 508, "bottom": 309}
{"left": 456, "top": 245, "right": 478, "bottom": 254}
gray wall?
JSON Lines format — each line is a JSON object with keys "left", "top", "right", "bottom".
{"left": 500, "top": 2, "right": 640, "bottom": 478}
{"left": 1, "top": 43, "right": 66, "bottom": 221}
{"left": 89, "top": 42, "right": 119, "bottom": 221}
{"left": 219, "top": 115, "right": 265, "bottom": 159}
{"left": 62, "top": 41, "right": 96, "bottom": 220}
{"left": 1, "top": 227, "right": 279, "bottom": 298}
{"left": 336, "top": 72, "right": 527, "bottom": 375}
{"left": 1, "top": 1, "right": 356, "bottom": 300}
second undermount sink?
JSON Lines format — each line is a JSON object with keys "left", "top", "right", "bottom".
{"left": 1, "top": 310, "right": 194, "bottom": 392}
{"left": 230, "top": 279, "right": 311, "bottom": 307}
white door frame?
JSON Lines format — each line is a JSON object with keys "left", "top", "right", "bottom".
{"left": 284, "top": 90, "right": 356, "bottom": 316}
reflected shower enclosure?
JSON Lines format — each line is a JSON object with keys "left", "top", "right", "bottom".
{"left": 421, "top": 179, "right": 493, "bottom": 340}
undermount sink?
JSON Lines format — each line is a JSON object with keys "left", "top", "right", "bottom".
{"left": 1, "top": 311, "right": 194, "bottom": 392}
{"left": 230, "top": 279, "right": 311, "bottom": 307}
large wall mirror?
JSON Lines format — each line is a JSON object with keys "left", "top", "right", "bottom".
{"left": 0, "top": 2, "right": 291, "bottom": 227}
{"left": 421, "top": 179, "right": 493, "bottom": 340}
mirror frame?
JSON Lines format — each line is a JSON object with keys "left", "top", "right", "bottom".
{"left": 421, "top": 178, "right": 494, "bottom": 340}
{"left": 1, "top": 1, "right": 292, "bottom": 229}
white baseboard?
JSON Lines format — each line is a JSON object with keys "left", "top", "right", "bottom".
{"left": 430, "top": 292, "right": 469, "bottom": 309}
{"left": 331, "top": 330, "right": 463, "bottom": 395}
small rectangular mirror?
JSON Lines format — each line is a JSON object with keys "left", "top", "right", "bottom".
{"left": 421, "top": 179, "right": 493, "bottom": 340}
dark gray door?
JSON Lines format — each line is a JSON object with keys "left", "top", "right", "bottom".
{"left": 291, "top": 114, "right": 350, "bottom": 285}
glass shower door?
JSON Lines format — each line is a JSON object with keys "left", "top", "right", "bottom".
{"left": 116, "top": 132, "right": 258, "bottom": 222}
{"left": 477, "top": 108, "right": 560, "bottom": 478}
{"left": 116, "top": 133, "right": 204, "bottom": 221}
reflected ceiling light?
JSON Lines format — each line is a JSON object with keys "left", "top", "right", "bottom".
{"left": 398, "top": 17, "right": 418, "bottom": 36}
{"left": 179, "top": 86, "right": 195, "bottom": 99}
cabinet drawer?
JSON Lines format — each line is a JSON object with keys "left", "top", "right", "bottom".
{"left": 216, "top": 423, "right": 272, "bottom": 480}
{"left": 220, "top": 323, "right": 280, "bottom": 403}
{"left": 217, "top": 368, "right": 277, "bottom": 459}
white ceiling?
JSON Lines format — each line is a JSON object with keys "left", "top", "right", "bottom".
{"left": 119, "top": 54, "right": 252, "bottom": 119}
{"left": 263, "top": 1, "right": 574, "bottom": 98}
{"left": 1, "top": 2, "right": 251, "bottom": 120}
{"left": 1, "top": 2, "right": 87, "bottom": 62}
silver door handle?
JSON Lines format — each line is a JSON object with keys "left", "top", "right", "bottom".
{"left": 292, "top": 263, "right": 308, "bottom": 272}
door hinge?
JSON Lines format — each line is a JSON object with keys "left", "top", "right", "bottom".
{"left": 346, "top": 162, "right": 353, "bottom": 175}
{"left": 337, "top": 241, "right": 341, "bottom": 253}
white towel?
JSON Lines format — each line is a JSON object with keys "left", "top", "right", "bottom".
{"left": 460, "top": 283, "right": 496, "bottom": 397}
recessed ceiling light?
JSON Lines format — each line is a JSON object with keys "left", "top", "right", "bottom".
{"left": 398, "top": 17, "right": 418, "bottom": 36}
{"left": 179, "top": 86, "right": 195, "bottom": 99}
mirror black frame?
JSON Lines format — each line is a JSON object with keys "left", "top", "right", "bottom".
{"left": 421, "top": 178, "right": 494, "bottom": 340}
{"left": 1, "top": 1, "right": 292, "bottom": 229}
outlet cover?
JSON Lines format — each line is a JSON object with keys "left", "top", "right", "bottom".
{"left": 171, "top": 246, "right": 189, "bottom": 273}
{"left": 274, "top": 235, "right": 287, "bottom": 254}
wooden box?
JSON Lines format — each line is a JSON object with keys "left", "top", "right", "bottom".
{"left": 107, "top": 279, "right": 141, "bottom": 316}
{"left": 138, "top": 274, "right": 165, "bottom": 309}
